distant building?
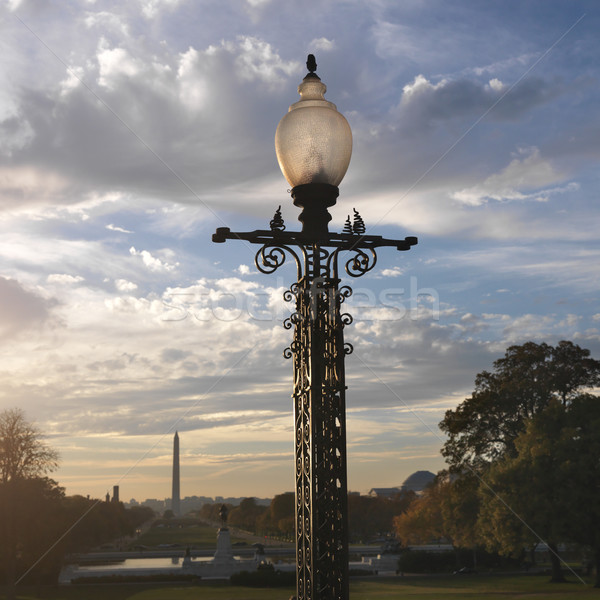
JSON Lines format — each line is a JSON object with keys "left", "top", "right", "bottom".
{"left": 140, "top": 498, "right": 168, "bottom": 512}
{"left": 368, "top": 471, "right": 437, "bottom": 499}
{"left": 368, "top": 487, "right": 401, "bottom": 499}
{"left": 400, "top": 470, "right": 435, "bottom": 494}
{"left": 112, "top": 485, "right": 120, "bottom": 503}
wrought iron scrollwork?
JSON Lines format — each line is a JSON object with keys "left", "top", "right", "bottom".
{"left": 255, "top": 244, "right": 302, "bottom": 276}
{"left": 284, "top": 282, "right": 301, "bottom": 303}
{"left": 212, "top": 207, "right": 417, "bottom": 600}
{"left": 284, "top": 312, "right": 302, "bottom": 329}
{"left": 338, "top": 286, "right": 352, "bottom": 303}
{"left": 255, "top": 245, "right": 286, "bottom": 274}
{"left": 345, "top": 248, "right": 377, "bottom": 277}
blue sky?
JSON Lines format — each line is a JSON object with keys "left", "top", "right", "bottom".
{"left": 1, "top": 0, "right": 599, "bottom": 503}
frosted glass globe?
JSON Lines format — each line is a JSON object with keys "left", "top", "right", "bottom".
{"left": 275, "top": 76, "right": 352, "bottom": 188}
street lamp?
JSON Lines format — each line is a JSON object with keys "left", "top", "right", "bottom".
{"left": 213, "top": 55, "right": 417, "bottom": 600}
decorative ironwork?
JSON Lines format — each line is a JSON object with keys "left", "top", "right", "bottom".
{"left": 343, "top": 215, "right": 353, "bottom": 235}
{"left": 213, "top": 212, "right": 417, "bottom": 600}
{"left": 270, "top": 205, "right": 286, "bottom": 231}
{"left": 352, "top": 208, "right": 365, "bottom": 235}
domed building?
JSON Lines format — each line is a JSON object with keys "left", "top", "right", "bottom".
{"left": 400, "top": 470, "right": 436, "bottom": 494}
{"left": 367, "top": 470, "right": 436, "bottom": 499}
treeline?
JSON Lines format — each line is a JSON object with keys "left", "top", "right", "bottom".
{"left": 0, "top": 409, "right": 154, "bottom": 588}
{"left": 198, "top": 495, "right": 295, "bottom": 537}
{"left": 198, "top": 490, "right": 415, "bottom": 542}
{"left": 395, "top": 341, "right": 600, "bottom": 586}
{"left": 0, "top": 477, "right": 154, "bottom": 585}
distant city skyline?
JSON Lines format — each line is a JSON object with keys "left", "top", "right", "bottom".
{"left": 121, "top": 469, "right": 435, "bottom": 513}
{"left": 1, "top": 2, "right": 599, "bottom": 501}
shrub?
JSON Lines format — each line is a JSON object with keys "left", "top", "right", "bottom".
{"left": 398, "top": 550, "right": 456, "bottom": 573}
{"left": 230, "top": 563, "right": 295, "bottom": 587}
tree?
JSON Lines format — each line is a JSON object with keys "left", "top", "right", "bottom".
{"left": 439, "top": 473, "right": 481, "bottom": 552}
{"left": 258, "top": 492, "right": 295, "bottom": 536}
{"left": 478, "top": 400, "right": 571, "bottom": 582}
{"left": 347, "top": 492, "right": 415, "bottom": 543}
{"left": 228, "top": 497, "right": 267, "bottom": 531}
{"left": 0, "top": 408, "right": 59, "bottom": 483}
{"left": 561, "top": 394, "right": 600, "bottom": 587}
{"left": 394, "top": 480, "right": 448, "bottom": 545}
{"left": 440, "top": 341, "right": 600, "bottom": 473}
{"left": 0, "top": 476, "right": 65, "bottom": 587}
{"left": 481, "top": 394, "right": 600, "bottom": 586}
{"left": 0, "top": 409, "right": 61, "bottom": 598}
{"left": 439, "top": 341, "right": 600, "bottom": 584}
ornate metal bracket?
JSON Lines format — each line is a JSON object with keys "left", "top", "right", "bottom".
{"left": 213, "top": 212, "right": 417, "bottom": 280}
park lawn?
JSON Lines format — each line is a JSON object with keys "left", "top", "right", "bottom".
{"left": 132, "top": 521, "right": 250, "bottom": 549}
{"left": 133, "top": 523, "right": 219, "bottom": 548}
{"left": 350, "top": 575, "right": 599, "bottom": 599}
{"left": 130, "top": 519, "right": 286, "bottom": 550}
{"left": 12, "top": 575, "right": 600, "bottom": 600}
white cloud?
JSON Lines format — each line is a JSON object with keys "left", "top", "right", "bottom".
{"left": 97, "top": 45, "right": 144, "bottom": 89}
{"left": 235, "top": 37, "right": 299, "bottom": 86}
{"left": 379, "top": 267, "right": 404, "bottom": 277}
{"left": 310, "top": 38, "right": 335, "bottom": 52}
{"left": 59, "top": 66, "right": 85, "bottom": 97}
{"left": 139, "top": 0, "right": 182, "bottom": 19}
{"left": 47, "top": 274, "right": 85, "bottom": 285}
{"left": 106, "top": 224, "right": 133, "bottom": 234}
{"left": 129, "top": 246, "right": 179, "bottom": 272}
{"left": 401, "top": 74, "right": 447, "bottom": 103}
{"left": 115, "top": 279, "right": 138, "bottom": 292}
{"left": 451, "top": 147, "right": 570, "bottom": 206}
{"left": 84, "top": 10, "right": 130, "bottom": 36}
{"left": 487, "top": 78, "right": 505, "bottom": 92}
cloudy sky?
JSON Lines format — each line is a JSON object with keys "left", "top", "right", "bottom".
{"left": 1, "top": 0, "right": 599, "bottom": 504}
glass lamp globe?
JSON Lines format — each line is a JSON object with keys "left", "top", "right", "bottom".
{"left": 275, "top": 67, "right": 352, "bottom": 189}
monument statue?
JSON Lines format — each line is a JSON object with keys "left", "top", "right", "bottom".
{"left": 219, "top": 504, "right": 228, "bottom": 528}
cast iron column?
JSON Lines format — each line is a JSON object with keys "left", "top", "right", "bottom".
{"left": 213, "top": 202, "right": 416, "bottom": 600}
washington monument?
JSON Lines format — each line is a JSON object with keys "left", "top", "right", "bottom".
{"left": 172, "top": 431, "right": 181, "bottom": 516}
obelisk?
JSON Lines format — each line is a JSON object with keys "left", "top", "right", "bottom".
{"left": 172, "top": 431, "right": 181, "bottom": 516}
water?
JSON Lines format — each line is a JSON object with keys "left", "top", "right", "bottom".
{"left": 81, "top": 556, "right": 214, "bottom": 571}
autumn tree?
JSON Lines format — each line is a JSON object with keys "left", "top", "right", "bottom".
{"left": 439, "top": 473, "right": 481, "bottom": 551}
{"left": 393, "top": 485, "right": 444, "bottom": 546}
{"left": 258, "top": 492, "right": 295, "bottom": 536}
{"left": 349, "top": 492, "right": 415, "bottom": 543}
{"left": 228, "top": 497, "right": 267, "bottom": 531}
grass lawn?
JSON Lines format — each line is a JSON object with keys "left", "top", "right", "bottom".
{"left": 130, "top": 520, "right": 257, "bottom": 549}
{"left": 9, "top": 574, "right": 600, "bottom": 600}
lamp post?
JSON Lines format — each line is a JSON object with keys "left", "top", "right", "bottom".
{"left": 213, "top": 55, "right": 417, "bottom": 600}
